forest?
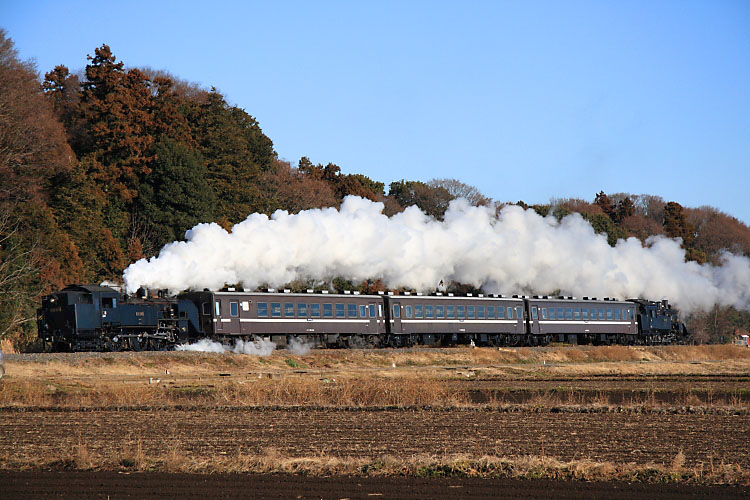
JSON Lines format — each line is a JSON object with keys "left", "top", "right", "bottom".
{"left": 1, "top": 29, "right": 749, "bottom": 349}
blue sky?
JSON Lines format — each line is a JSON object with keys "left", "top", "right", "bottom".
{"left": 3, "top": 1, "right": 749, "bottom": 223}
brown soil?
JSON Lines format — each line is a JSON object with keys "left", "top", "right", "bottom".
{"left": 3, "top": 471, "right": 749, "bottom": 500}
{"left": 4, "top": 407, "right": 748, "bottom": 469}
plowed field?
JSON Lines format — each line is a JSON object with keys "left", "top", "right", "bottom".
{"left": 4, "top": 406, "right": 748, "bottom": 468}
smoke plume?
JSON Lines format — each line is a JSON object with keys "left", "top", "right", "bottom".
{"left": 124, "top": 196, "right": 750, "bottom": 313}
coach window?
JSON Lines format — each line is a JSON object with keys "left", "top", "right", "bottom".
{"left": 336, "top": 303, "right": 346, "bottom": 318}
{"left": 378, "top": 304, "right": 383, "bottom": 317}
{"left": 614, "top": 309, "right": 621, "bottom": 321}
{"left": 285, "top": 303, "right": 295, "bottom": 317}
{"left": 405, "top": 305, "right": 412, "bottom": 318}
{"left": 311, "top": 304, "right": 321, "bottom": 318}
{"left": 230, "top": 302, "right": 239, "bottom": 317}
{"left": 446, "top": 305, "right": 455, "bottom": 319}
{"left": 565, "top": 308, "right": 573, "bottom": 320}
{"left": 348, "top": 303, "right": 357, "bottom": 317}
{"left": 415, "top": 305, "right": 423, "bottom": 318}
{"left": 323, "top": 304, "right": 333, "bottom": 318}
{"left": 517, "top": 306, "right": 524, "bottom": 319}
{"left": 215, "top": 301, "right": 221, "bottom": 316}
{"left": 531, "top": 306, "right": 538, "bottom": 320}
{"left": 202, "top": 303, "right": 210, "bottom": 315}
{"left": 271, "top": 303, "right": 282, "bottom": 318}
{"left": 369, "top": 304, "right": 377, "bottom": 318}
{"left": 467, "top": 306, "right": 476, "bottom": 319}
{"left": 487, "top": 306, "right": 495, "bottom": 319}
{"left": 393, "top": 305, "right": 401, "bottom": 318}
{"left": 477, "top": 305, "right": 485, "bottom": 319}
{"left": 360, "top": 305, "right": 367, "bottom": 318}
{"left": 458, "top": 305, "right": 465, "bottom": 319}
{"left": 607, "top": 308, "right": 613, "bottom": 320}
{"left": 436, "top": 305, "right": 445, "bottom": 319}
{"left": 298, "top": 303, "right": 308, "bottom": 317}
{"left": 425, "top": 305, "right": 434, "bottom": 319}
{"left": 548, "top": 307, "right": 555, "bottom": 320}
{"left": 497, "top": 306, "right": 505, "bottom": 319}
{"left": 541, "top": 307, "right": 547, "bottom": 320}
{"left": 598, "top": 308, "right": 605, "bottom": 320}
{"left": 241, "top": 301, "right": 250, "bottom": 312}
{"left": 558, "top": 307, "right": 565, "bottom": 320}
{"left": 574, "top": 308, "right": 581, "bottom": 320}
{"left": 257, "top": 303, "right": 269, "bottom": 317}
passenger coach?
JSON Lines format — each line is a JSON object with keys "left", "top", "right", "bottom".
{"left": 526, "top": 296, "right": 637, "bottom": 344}
{"left": 385, "top": 292, "right": 526, "bottom": 346}
{"left": 179, "top": 289, "right": 388, "bottom": 347}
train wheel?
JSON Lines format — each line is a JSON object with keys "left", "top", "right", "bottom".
{"left": 131, "top": 337, "right": 144, "bottom": 352}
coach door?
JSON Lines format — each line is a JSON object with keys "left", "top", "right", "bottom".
{"left": 515, "top": 305, "right": 525, "bottom": 332}
{"left": 368, "top": 303, "right": 379, "bottom": 334}
{"left": 529, "top": 304, "right": 540, "bottom": 335}
{"left": 391, "top": 302, "right": 402, "bottom": 334}
{"left": 214, "top": 299, "right": 224, "bottom": 332}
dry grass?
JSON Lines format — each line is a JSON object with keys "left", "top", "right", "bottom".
{"left": 3, "top": 446, "right": 747, "bottom": 486}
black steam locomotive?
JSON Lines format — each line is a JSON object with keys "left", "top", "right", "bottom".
{"left": 38, "top": 284, "right": 688, "bottom": 352}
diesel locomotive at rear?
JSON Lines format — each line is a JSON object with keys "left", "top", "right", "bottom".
{"left": 37, "top": 284, "right": 689, "bottom": 352}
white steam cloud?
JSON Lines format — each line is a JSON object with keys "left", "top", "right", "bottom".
{"left": 124, "top": 196, "right": 750, "bottom": 313}
{"left": 287, "top": 337, "right": 314, "bottom": 355}
{"left": 176, "top": 338, "right": 276, "bottom": 356}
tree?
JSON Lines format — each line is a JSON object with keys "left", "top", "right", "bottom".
{"left": 594, "top": 191, "right": 616, "bottom": 221}
{"left": 0, "top": 30, "right": 82, "bottom": 347}
{"left": 186, "top": 89, "right": 275, "bottom": 223}
{"left": 78, "top": 46, "right": 156, "bottom": 202}
{"left": 388, "top": 180, "right": 453, "bottom": 220}
{"left": 137, "top": 139, "right": 216, "bottom": 248}
{"left": 297, "top": 157, "right": 384, "bottom": 203}
{"left": 427, "top": 178, "right": 491, "bottom": 206}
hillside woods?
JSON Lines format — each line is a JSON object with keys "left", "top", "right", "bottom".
{"left": 1, "top": 31, "right": 749, "bottom": 348}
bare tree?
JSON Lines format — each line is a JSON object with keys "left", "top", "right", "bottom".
{"left": 0, "top": 208, "right": 42, "bottom": 341}
{"left": 427, "top": 178, "right": 491, "bottom": 206}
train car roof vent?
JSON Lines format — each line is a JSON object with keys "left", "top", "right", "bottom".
{"left": 404, "top": 291, "right": 411, "bottom": 295}
{"left": 283, "top": 289, "right": 291, "bottom": 293}
{"left": 477, "top": 294, "right": 484, "bottom": 297}
{"left": 466, "top": 293, "right": 473, "bottom": 297}
{"left": 353, "top": 291, "right": 360, "bottom": 295}
{"left": 448, "top": 293, "right": 454, "bottom": 297}
{"left": 571, "top": 296, "right": 577, "bottom": 300}
{"left": 227, "top": 287, "right": 236, "bottom": 292}
{"left": 435, "top": 292, "right": 443, "bottom": 296}
{"left": 378, "top": 291, "right": 385, "bottom": 295}
{"left": 583, "top": 296, "right": 589, "bottom": 300}
{"left": 512, "top": 294, "right": 519, "bottom": 298}
{"left": 344, "top": 290, "right": 351, "bottom": 294}
{"left": 267, "top": 288, "right": 276, "bottom": 293}
{"left": 388, "top": 291, "right": 394, "bottom": 295}
{"left": 416, "top": 292, "right": 423, "bottom": 296}
{"left": 321, "top": 290, "right": 329, "bottom": 294}
{"left": 306, "top": 289, "right": 314, "bottom": 293}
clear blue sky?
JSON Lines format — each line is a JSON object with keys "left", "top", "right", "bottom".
{"left": 3, "top": 1, "right": 749, "bottom": 223}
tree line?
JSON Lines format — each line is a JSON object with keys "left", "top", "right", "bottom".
{"left": 1, "top": 30, "right": 748, "bottom": 347}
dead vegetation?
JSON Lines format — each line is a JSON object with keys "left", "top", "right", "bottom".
{"left": 1, "top": 345, "right": 749, "bottom": 409}
{"left": 4, "top": 447, "right": 747, "bottom": 486}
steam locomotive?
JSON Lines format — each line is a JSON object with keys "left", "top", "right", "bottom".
{"left": 37, "top": 284, "right": 688, "bottom": 352}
